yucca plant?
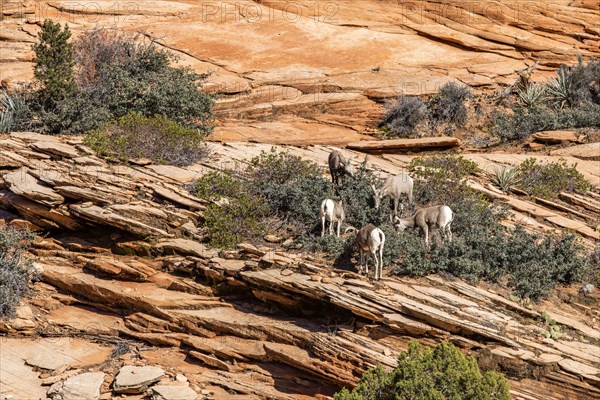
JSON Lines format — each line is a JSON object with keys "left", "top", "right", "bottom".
{"left": 517, "top": 84, "right": 546, "bottom": 108}
{"left": 0, "top": 90, "right": 16, "bottom": 133}
{"left": 547, "top": 66, "right": 576, "bottom": 109}
{"left": 491, "top": 165, "right": 520, "bottom": 193}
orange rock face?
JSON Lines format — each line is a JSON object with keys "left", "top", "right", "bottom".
{"left": 1, "top": 0, "right": 599, "bottom": 144}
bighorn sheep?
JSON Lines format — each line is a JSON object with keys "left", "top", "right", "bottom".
{"left": 392, "top": 205, "right": 454, "bottom": 246}
{"left": 371, "top": 172, "right": 414, "bottom": 216}
{"left": 354, "top": 224, "right": 385, "bottom": 280}
{"left": 321, "top": 199, "right": 345, "bottom": 237}
{"left": 328, "top": 150, "right": 355, "bottom": 185}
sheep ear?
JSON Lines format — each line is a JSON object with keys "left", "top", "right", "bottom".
{"left": 370, "top": 184, "right": 377, "bottom": 192}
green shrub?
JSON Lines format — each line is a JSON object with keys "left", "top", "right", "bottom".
{"left": 0, "top": 226, "right": 36, "bottom": 318}
{"left": 84, "top": 112, "right": 208, "bottom": 166}
{"left": 428, "top": 82, "right": 471, "bottom": 132}
{"left": 377, "top": 96, "right": 428, "bottom": 138}
{"left": 492, "top": 103, "right": 600, "bottom": 142}
{"left": 408, "top": 154, "right": 480, "bottom": 211}
{"left": 203, "top": 194, "right": 269, "bottom": 249}
{"left": 87, "top": 38, "right": 214, "bottom": 132}
{"left": 247, "top": 149, "right": 333, "bottom": 234}
{"left": 194, "top": 170, "right": 270, "bottom": 249}
{"left": 337, "top": 160, "right": 388, "bottom": 229}
{"left": 73, "top": 28, "right": 213, "bottom": 133}
{"left": 515, "top": 158, "right": 590, "bottom": 199}
{"left": 507, "top": 229, "right": 588, "bottom": 300}
{"left": 396, "top": 155, "right": 589, "bottom": 300}
{"left": 22, "top": 24, "right": 214, "bottom": 135}
{"left": 194, "top": 170, "right": 248, "bottom": 202}
{"left": 492, "top": 57, "right": 600, "bottom": 142}
{"left": 334, "top": 341, "right": 510, "bottom": 400}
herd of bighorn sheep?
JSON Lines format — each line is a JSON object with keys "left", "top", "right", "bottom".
{"left": 322, "top": 149, "right": 455, "bottom": 281}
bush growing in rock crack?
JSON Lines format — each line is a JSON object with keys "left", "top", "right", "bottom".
{"left": 515, "top": 158, "right": 590, "bottom": 199}
{"left": 0, "top": 226, "right": 36, "bottom": 318}
{"left": 377, "top": 96, "right": 428, "bottom": 138}
{"left": 84, "top": 112, "right": 209, "bottom": 166}
{"left": 377, "top": 83, "right": 471, "bottom": 137}
{"left": 428, "top": 82, "right": 471, "bottom": 132}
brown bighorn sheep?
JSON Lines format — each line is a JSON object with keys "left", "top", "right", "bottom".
{"left": 321, "top": 199, "right": 345, "bottom": 237}
{"left": 371, "top": 172, "right": 414, "bottom": 216}
{"left": 354, "top": 224, "right": 385, "bottom": 280}
{"left": 393, "top": 205, "right": 454, "bottom": 246}
{"left": 328, "top": 150, "right": 355, "bottom": 185}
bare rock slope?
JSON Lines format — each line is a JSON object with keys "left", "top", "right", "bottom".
{"left": 1, "top": 132, "right": 599, "bottom": 399}
{"left": 1, "top": 0, "right": 599, "bottom": 144}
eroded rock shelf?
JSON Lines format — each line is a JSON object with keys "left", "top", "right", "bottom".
{"left": 1, "top": 132, "right": 599, "bottom": 399}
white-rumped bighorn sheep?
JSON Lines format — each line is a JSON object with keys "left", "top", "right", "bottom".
{"left": 328, "top": 150, "right": 355, "bottom": 185}
{"left": 321, "top": 199, "right": 345, "bottom": 237}
{"left": 371, "top": 172, "right": 414, "bottom": 216}
{"left": 393, "top": 205, "right": 454, "bottom": 246}
{"left": 354, "top": 224, "right": 385, "bottom": 280}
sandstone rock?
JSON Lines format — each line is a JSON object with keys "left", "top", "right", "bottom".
{"left": 151, "top": 385, "right": 197, "bottom": 400}
{"left": 84, "top": 256, "right": 157, "bottom": 281}
{"left": 4, "top": 168, "right": 65, "bottom": 205}
{"left": 149, "top": 184, "right": 207, "bottom": 211}
{"left": 113, "top": 366, "right": 165, "bottom": 394}
{"left": 0, "top": 152, "right": 23, "bottom": 168}
{"left": 154, "top": 238, "right": 214, "bottom": 259}
{"left": 346, "top": 137, "right": 462, "bottom": 154}
{"left": 9, "top": 218, "right": 42, "bottom": 231}
{"left": 41, "top": 369, "right": 82, "bottom": 386}
{"left": 145, "top": 165, "right": 199, "bottom": 183}
{"left": 47, "top": 372, "right": 105, "bottom": 400}
{"left": 532, "top": 130, "right": 580, "bottom": 144}
{"left": 189, "top": 350, "right": 235, "bottom": 372}
{"left": 54, "top": 186, "right": 115, "bottom": 206}
{"left": 11, "top": 132, "right": 61, "bottom": 142}
{"left": 129, "top": 158, "right": 153, "bottom": 166}
{"left": 9, "top": 304, "right": 36, "bottom": 331}
{"left": 31, "top": 141, "right": 80, "bottom": 158}
{"left": 551, "top": 142, "right": 600, "bottom": 160}
{"left": 70, "top": 203, "right": 172, "bottom": 238}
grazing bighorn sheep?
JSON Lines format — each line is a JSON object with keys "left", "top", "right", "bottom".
{"left": 321, "top": 199, "right": 345, "bottom": 237}
{"left": 371, "top": 172, "right": 414, "bottom": 216}
{"left": 392, "top": 205, "right": 454, "bottom": 246}
{"left": 328, "top": 150, "right": 355, "bottom": 185}
{"left": 354, "top": 224, "right": 385, "bottom": 280}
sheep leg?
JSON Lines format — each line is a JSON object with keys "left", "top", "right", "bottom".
{"left": 321, "top": 216, "right": 325, "bottom": 237}
{"left": 447, "top": 222, "right": 453, "bottom": 242}
{"left": 336, "top": 220, "right": 341, "bottom": 237}
{"left": 393, "top": 197, "right": 399, "bottom": 217}
{"left": 379, "top": 245, "right": 384, "bottom": 280}
{"left": 372, "top": 251, "right": 378, "bottom": 280}
{"left": 359, "top": 250, "right": 364, "bottom": 275}
{"left": 423, "top": 225, "right": 430, "bottom": 247}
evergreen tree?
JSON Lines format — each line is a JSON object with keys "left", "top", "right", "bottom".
{"left": 334, "top": 341, "right": 511, "bottom": 400}
{"left": 32, "top": 19, "right": 76, "bottom": 108}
